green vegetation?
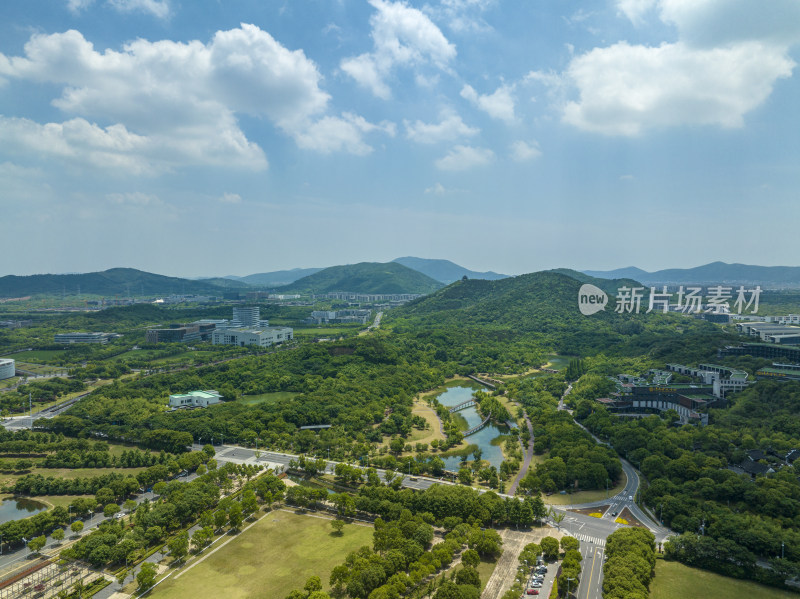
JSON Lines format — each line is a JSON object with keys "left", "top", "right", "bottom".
{"left": 650, "top": 559, "right": 799, "bottom": 599}
{"left": 153, "top": 510, "right": 373, "bottom": 599}
{"left": 279, "top": 261, "right": 444, "bottom": 294}
{"left": 602, "top": 527, "right": 655, "bottom": 599}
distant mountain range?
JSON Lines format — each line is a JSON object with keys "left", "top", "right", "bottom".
{"left": 583, "top": 262, "right": 800, "bottom": 288}
{"left": 277, "top": 262, "right": 444, "bottom": 295}
{"left": 224, "top": 268, "right": 324, "bottom": 287}
{"left": 392, "top": 257, "right": 507, "bottom": 284}
{"left": 0, "top": 268, "right": 233, "bottom": 297}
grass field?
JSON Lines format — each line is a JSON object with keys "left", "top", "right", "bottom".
{"left": 2, "top": 350, "right": 69, "bottom": 363}
{"left": 650, "top": 559, "right": 797, "bottom": 599}
{"left": 543, "top": 472, "right": 627, "bottom": 506}
{"left": 0, "top": 466, "right": 146, "bottom": 490}
{"left": 152, "top": 510, "right": 373, "bottom": 599}
{"left": 240, "top": 391, "right": 299, "bottom": 406}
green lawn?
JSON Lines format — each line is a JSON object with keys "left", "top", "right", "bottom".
{"left": 476, "top": 557, "right": 500, "bottom": 591}
{"left": 240, "top": 391, "right": 299, "bottom": 406}
{"left": 2, "top": 350, "right": 69, "bottom": 363}
{"left": 543, "top": 472, "right": 627, "bottom": 506}
{"left": 650, "top": 559, "right": 797, "bottom": 599}
{"left": 152, "top": 510, "right": 373, "bottom": 599}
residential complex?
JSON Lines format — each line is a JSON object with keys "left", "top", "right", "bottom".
{"left": 0, "top": 358, "right": 14, "bottom": 380}
{"left": 168, "top": 390, "right": 223, "bottom": 408}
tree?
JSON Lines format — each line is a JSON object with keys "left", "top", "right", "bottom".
{"left": 168, "top": 531, "right": 189, "bottom": 564}
{"left": 241, "top": 490, "right": 258, "bottom": 517}
{"left": 561, "top": 536, "right": 580, "bottom": 553}
{"left": 461, "top": 548, "right": 480, "bottom": 568}
{"left": 124, "top": 499, "right": 137, "bottom": 513}
{"left": 28, "top": 535, "right": 46, "bottom": 554}
{"left": 137, "top": 562, "right": 157, "bottom": 590}
{"left": 70, "top": 520, "right": 84, "bottom": 535}
{"left": 228, "top": 502, "right": 243, "bottom": 530}
{"left": 331, "top": 519, "right": 345, "bottom": 535}
{"left": 104, "top": 503, "right": 120, "bottom": 518}
{"left": 456, "top": 566, "right": 481, "bottom": 588}
{"left": 51, "top": 528, "right": 65, "bottom": 544}
{"left": 540, "top": 536, "right": 560, "bottom": 561}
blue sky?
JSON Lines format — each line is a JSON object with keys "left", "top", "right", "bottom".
{"left": 1, "top": 0, "right": 799, "bottom": 277}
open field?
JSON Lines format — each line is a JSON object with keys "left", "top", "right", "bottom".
{"left": 650, "top": 559, "right": 797, "bottom": 599}
{"left": 240, "top": 391, "right": 299, "bottom": 406}
{"left": 0, "top": 466, "right": 146, "bottom": 490}
{"left": 408, "top": 401, "right": 444, "bottom": 445}
{"left": 1, "top": 350, "right": 70, "bottom": 363}
{"left": 152, "top": 509, "right": 373, "bottom": 599}
{"left": 543, "top": 472, "right": 627, "bottom": 506}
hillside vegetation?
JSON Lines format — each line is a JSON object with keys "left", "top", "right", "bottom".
{"left": 278, "top": 262, "right": 444, "bottom": 294}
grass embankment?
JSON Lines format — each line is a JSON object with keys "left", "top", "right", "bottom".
{"left": 152, "top": 510, "right": 373, "bottom": 599}
{"left": 650, "top": 559, "right": 797, "bottom": 599}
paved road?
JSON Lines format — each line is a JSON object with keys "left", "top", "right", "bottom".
{"left": 1, "top": 392, "right": 92, "bottom": 430}
{"left": 508, "top": 411, "right": 534, "bottom": 495}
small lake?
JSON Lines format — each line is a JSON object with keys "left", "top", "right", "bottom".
{"left": 0, "top": 497, "right": 48, "bottom": 524}
{"left": 434, "top": 385, "right": 509, "bottom": 472}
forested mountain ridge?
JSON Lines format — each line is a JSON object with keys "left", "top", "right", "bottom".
{"left": 277, "top": 262, "right": 444, "bottom": 294}
{"left": 584, "top": 261, "right": 800, "bottom": 287}
{"left": 392, "top": 256, "right": 508, "bottom": 284}
{"left": 390, "top": 270, "right": 738, "bottom": 360}
{"left": 0, "top": 268, "right": 241, "bottom": 297}
{"left": 547, "top": 268, "right": 643, "bottom": 295}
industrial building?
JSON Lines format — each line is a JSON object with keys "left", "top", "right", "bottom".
{"left": 0, "top": 358, "right": 15, "bottom": 380}
{"left": 736, "top": 322, "right": 800, "bottom": 344}
{"left": 168, "top": 390, "right": 223, "bottom": 408}
{"left": 211, "top": 326, "right": 293, "bottom": 348}
{"left": 54, "top": 332, "right": 115, "bottom": 344}
{"left": 307, "top": 309, "right": 372, "bottom": 325}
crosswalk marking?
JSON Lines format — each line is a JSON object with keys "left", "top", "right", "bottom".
{"left": 574, "top": 533, "right": 606, "bottom": 547}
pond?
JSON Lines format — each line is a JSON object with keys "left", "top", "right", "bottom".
{"left": 0, "top": 497, "right": 48, "bottom": 524}
{"left": 434, "top": 385, "right": 510, "bottom": 472}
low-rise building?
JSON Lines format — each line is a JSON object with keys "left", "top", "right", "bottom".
{"left": 146, "top": 322, "right": 216, "bottom": 344}
{"left": 211, "top": 326, "right": 293, "bottom": 348}
{"left": 307, "top": 309, "right": 372, "bottom": 325}
{"left": 168, "top": 390, "right": 223, "bottom": 408}
{"left": 54, "top": 332, "right": 115, "bottom": 344}
{"left": 0, "top": 358, "right": 15, "bottom": 380}
{"left": 0, "top": 320, "right": 32, "bottom": 329}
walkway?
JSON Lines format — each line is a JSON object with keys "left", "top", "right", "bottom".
{"left": 508, "top": 411, "right": 534, "bottom": 495}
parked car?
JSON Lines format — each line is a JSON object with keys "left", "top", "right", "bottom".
{"left": 526, "top": 590, "right": 539, "bottom": 595}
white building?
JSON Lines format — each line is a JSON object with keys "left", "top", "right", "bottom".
{"left": 0, "top": 358, "right": 15, "bottom": 380}
{"left": 54, "top": 332, "right": 114, "bottom": 344}
{"left": 168, "top": 390, "right": 223, "bottom": 408}
{"left": 212, "top": 326, "right": 293, "bottom": 348}
{"left": 232, "top": 306, "right": 262, "bottom": 327}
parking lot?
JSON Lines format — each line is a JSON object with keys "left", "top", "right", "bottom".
{"left": 519, "top": 558, "right": 559, "bottom": 597}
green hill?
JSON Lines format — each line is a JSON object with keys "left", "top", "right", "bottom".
{"left": 392, "top": 257, "right": 507, "bottom": 284}
{"left": 0, "top": 268, "right": 236, "bottom": 297}
{"left": 547, "top": 268, "right": 643, "bottom": 295}
{"left": 278, "top": 262, "right": 444, "bottom": 295}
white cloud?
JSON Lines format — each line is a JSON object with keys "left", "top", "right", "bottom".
{"left": 404, "top": 110, "right": 478, "bottom": 144}
{"left": 293, "top": 113, "right": 395, "bottom": 155}
{"left": 460, "top": 84, "right": 515, "bottom": 122}
{"left": 435, "top": 145, "right": 493, "bottom": 170}
{"left": 219, "top": 193, "right": 242, "bottom": 204}
{"left": 620, "top": 174, "right": 635, "bottom": 180}
{"left": 509, "top": 140, "right": 541, "bottom": 162}
{"left": 341, "top": 0, "right": 456, "bottom": 98}
{"left": 616, "top": 0, "right": 656, "bottom": 26}
{"left": 425, "top": 182, "right": 447, "bottom": 195}
{"left": 107, "top": 192, "right": 162, "bottom": 206}
{"left": 0, "top": 25, "right": 385, "bottom": 172}
{"left": 562, "top": 0, "right": 800, "bottom": 135}
{"left": 563, "top": 41, "right": 794, "bottom": 136}
{"left": 67, "top": 0, "right": 170, "bottom": 18}
{"left": 426, "top": 0, "right": 496, "bottom": 34}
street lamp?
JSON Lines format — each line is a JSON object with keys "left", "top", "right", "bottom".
{"left": 566, "top": 576, "right": 577, "bottom": 597}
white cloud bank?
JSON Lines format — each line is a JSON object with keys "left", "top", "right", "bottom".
{"left": 67, "top": 0, "right": 171, "bottom": 19}
{"left": 460, "top": 84, "right": 515, "bottom": 123}
{"left": 404, "top": 110, "right": 478, "bottom": 144}
{"left": 561, "top": 0, "right": 800, "bottom": 135}
{"left": 0, "top": 24, "right": 391, "bottom": 173}
{"left": 435, "top": 145, "right": 494, "bottom": 170}
{"left": 341, "top": 0, "right": 456, "bottom": 99}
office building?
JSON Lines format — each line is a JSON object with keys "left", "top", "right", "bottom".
{"left": 145, "top": 322, "right": 217, "bottom": 344}
{"left": 0, "top": 359, "right": 15, "bottom": 380}
{"left": 168, "top": 390, "right": 223, "bottom": 408}
{"left": 54, "top": 332, "right": 114, "bottom": 344}
{"left": 232, "top": 306, "right": 268, "bottom": 328}
{"left": 211, "top": 326, "right": 293, "bottom": 348}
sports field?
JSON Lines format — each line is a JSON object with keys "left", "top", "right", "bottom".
{"left": 152, "top": 510, "right": 373, "bottom": 599}
{"left": 650, "top": 559, "right": 797, "bottom": 599}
